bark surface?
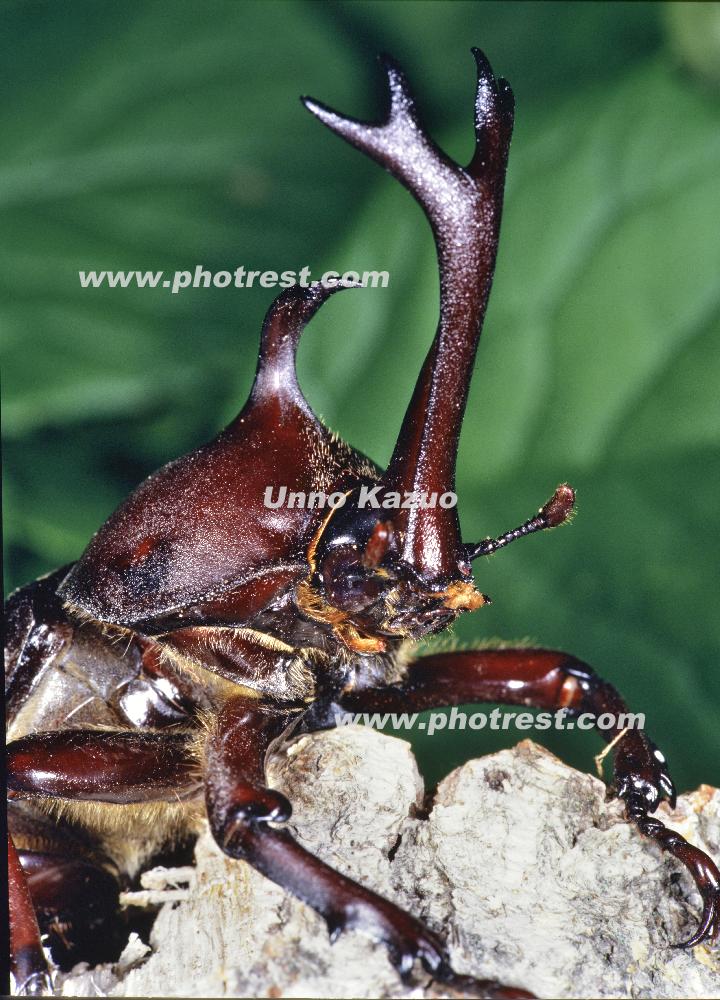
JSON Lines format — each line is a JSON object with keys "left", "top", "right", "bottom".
{"left": 54, "top": 729, "right": 720, "bottom": 999}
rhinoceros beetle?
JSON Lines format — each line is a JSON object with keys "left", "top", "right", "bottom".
{"left": 6, "top": 48, "right": 719, "bottom": 998}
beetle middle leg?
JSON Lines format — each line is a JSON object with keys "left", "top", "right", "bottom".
{"left": 339, "top": 648, "right": 720, "bottom": 946}
{"left": 205, "top": 695, "right": 533, "bottom": 999}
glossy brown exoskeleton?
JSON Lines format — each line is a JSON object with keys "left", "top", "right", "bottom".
{"left": 6, "top": 49, "right": 719, "bottom": 998}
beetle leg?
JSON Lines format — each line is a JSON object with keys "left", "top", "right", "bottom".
{"left": 7, "top": 729, "right": 201, "bottom": 803}
{"left": 340, "top": 648, "right": 720, "bottom": 947}
{"left": 15, "top": 846, "right": 123, "bottom": 973}
{"left": 8, "top": 834, "right": 52, "bottom": 997}
{"left": 158, "top": 624, "right": 316, "bottom": 704}
{"left": 7, "top": 728, "right": 201, "bottom": 989}
{"left": 5, "top": 566, "right": 74, "bottom": 723}
{"left": 205, "top": 696, "right": 532, "bottom": 998}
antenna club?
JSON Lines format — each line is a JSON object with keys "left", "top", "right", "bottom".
{"left": 542, "top": 484, "right": 576, "bottom": 528}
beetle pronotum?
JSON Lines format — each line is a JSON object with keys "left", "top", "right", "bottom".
{"left": 6, "top": 47, "right": 719, "bottom": 998}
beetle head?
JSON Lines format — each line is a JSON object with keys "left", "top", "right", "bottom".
{"left": 59, "top": 51, "right": 574, "bottom": 648}
{"left": 297, "top": 496, "right": 487, "bottom": 654}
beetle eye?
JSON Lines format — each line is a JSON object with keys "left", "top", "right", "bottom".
{"left": 321, "top": 548, "right": 384, "bottom": 612}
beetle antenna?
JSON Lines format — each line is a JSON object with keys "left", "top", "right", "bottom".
{"left": 465, "top": 484, "right": 576, "bottom": 561}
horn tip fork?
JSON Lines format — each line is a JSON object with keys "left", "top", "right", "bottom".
{"left": 300, "top": 50, "right": 419, "bottom": 143}
{"left": 468, "top": 47, "right": 515, "bottom": 178}
{"left": 302, "top": 46, "right": 514, "bottom": 164}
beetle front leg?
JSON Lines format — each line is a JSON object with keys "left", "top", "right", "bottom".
{"left": 340, "top": 648, "right": 720, "bottom": 947}
{"left": 5, "top": 566, "right": 74, "bottom": 722}
{"left": 205, "top": 696, "right": 533, "bottom": 999}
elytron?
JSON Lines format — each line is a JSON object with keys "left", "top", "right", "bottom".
{"left": 7, "top": 47, "right": 719, "bottom": 999}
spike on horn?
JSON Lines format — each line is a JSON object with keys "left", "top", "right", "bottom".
{"left": 303, "top": 50, "right": 514, "bottom": 585}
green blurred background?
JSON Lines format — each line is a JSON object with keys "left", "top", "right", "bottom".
{"left": 2, "top": 1, "right": 719, "bottom": 791}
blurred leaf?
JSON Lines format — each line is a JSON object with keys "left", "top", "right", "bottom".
{"left": 0, "top": 0, "right": 369, "bottom": 439}
{"left": 664, "top": 2, "right": 720, "bottom": 89}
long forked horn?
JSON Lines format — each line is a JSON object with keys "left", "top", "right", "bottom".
{"left": 303, "top": 50, "right": 514, "bottom": 584}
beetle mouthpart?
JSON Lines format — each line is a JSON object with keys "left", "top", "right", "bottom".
{"left": 304, "top": 49, "right": 514, "bottom": 586}
{"left": 464, "top": 484, "right": 576, "bottom": 561}
{"left": 438, "top": 582, "right": 489, "bottom": 611}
